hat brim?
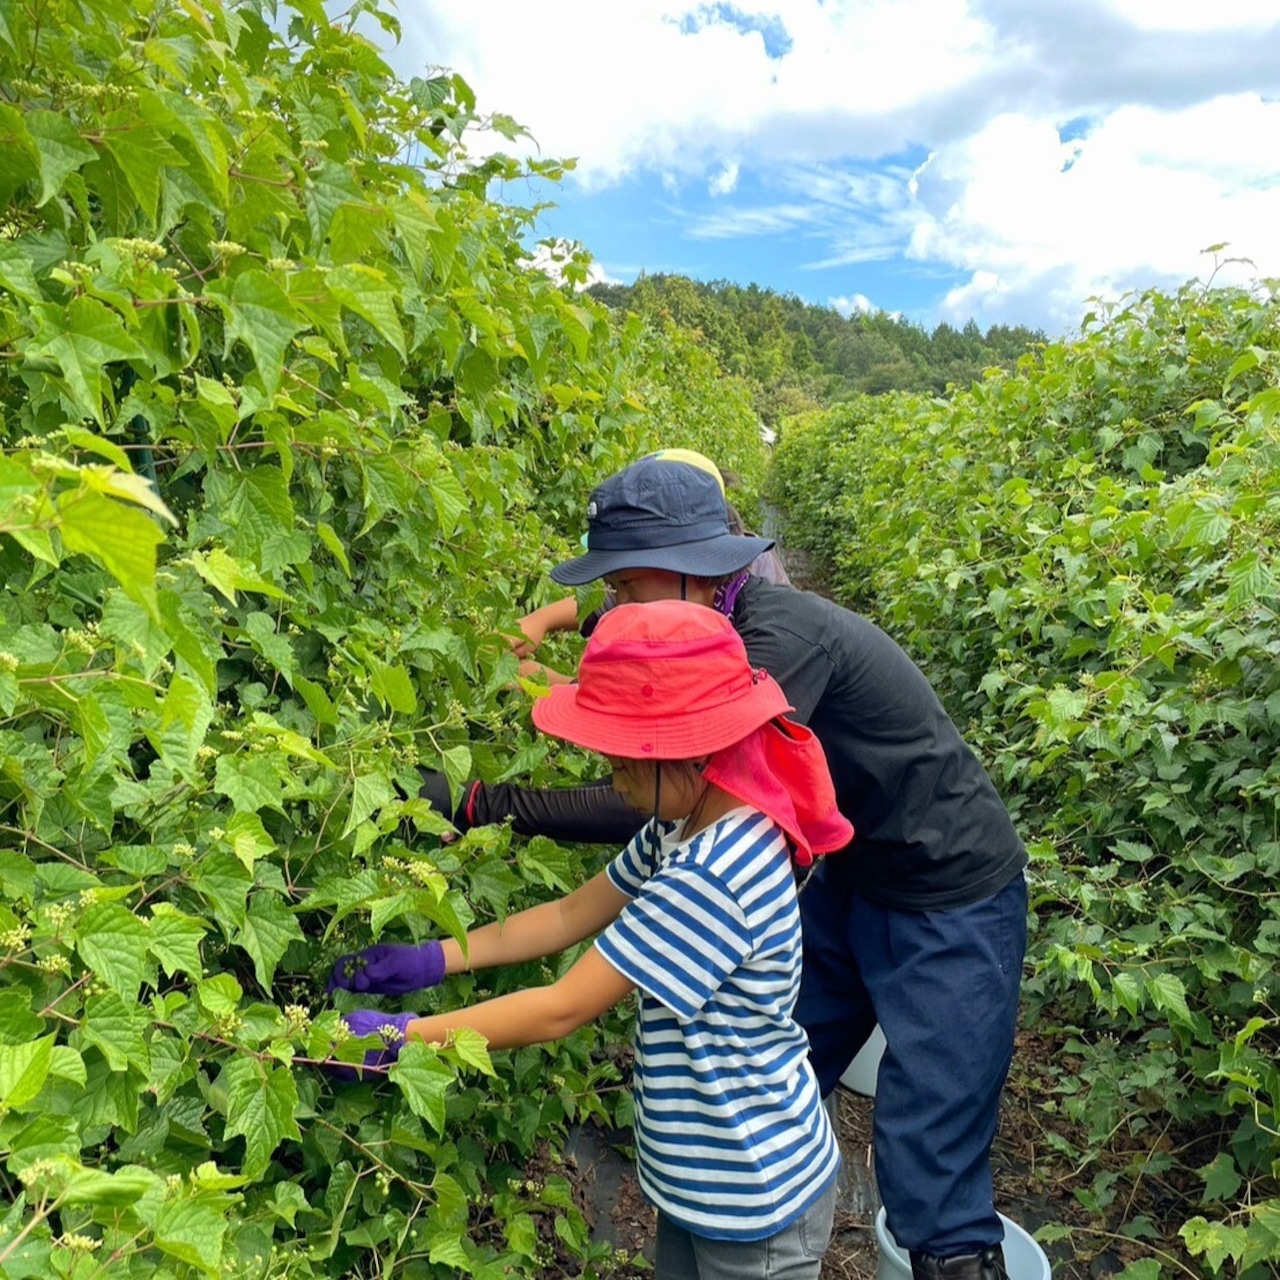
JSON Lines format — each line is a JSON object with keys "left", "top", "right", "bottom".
{"left": 532, "top": 677, "right": 793, "bottom": 759}
{"left": 550, "top": 533, "right": 775, "bottom": 586}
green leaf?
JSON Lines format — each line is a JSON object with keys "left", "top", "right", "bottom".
{"left": 4, "top": 1113, "right": 80, "bottom": 1172}
{"left": 0, "top": 1035, "right": 54, "bottom": 1110}
{"left": 1112, "top": 1261, "right": 1161, "bottom": 1280}
{"left": 430, "top": 467, "right": 469, "bottom": 537}
{"left": 77, "top": 901, "right": 150, "bottom": 1000}
{"left": 211, "top": 270, "right": 307, "bottom": 397}
{"left": 369, "top": 657, "right": 417, "bottom": 715}
{"left": 214, "top": 752, "right": 285, "bottom": 814}
{"left": 221, "top": 1055, "right": 301, "bottom": 1179}
{"left": 63, "top": 424, "right": 133, "bottom": 471}
{"left": 147, "top": 903, "right": 208, "bottom": 978}
{"left": 314, "top": 521, "right": 350, "bottom": 576}
{"left": 440, "top": 744, "right": 472, "bottom": 801}
{"left": 1180, "top": 1217, "right": 1248, "bottom": 1273}
{"left": 223, "top": 811, "right": 276, "bottom": 870}
{"left": 58, "top": 489, "right": 165, "bottom": 611}
{"left": 518, "top": 837, "right": 575, "bottom": 894}
{"left": 1177, "top": 503, "right": 1231, "bottom": 549}
{"left": 505, "top": 1212, "right": 539, "bottom": 1260}
{"left": 328, "top": 263, "right": 405, "bottom": 358}
{"left": 81, "top": 991, "right": 151, "bottom": 1073}
{"left": 154, "top": 1196, "right": 229, "bottom": 1276}
{"left": 236, "top": 890, "right": 304, "bottom": 988}
{"left": 0, "top": 990, "right": 44, "bottom": 1043}
{"left": 190, "top": 851, "right": 253, "bottom": 932}
{"left": 157, "top": 672, "right": 214, "bottom": 776}
{"left": 1198, "top": 1152, "right": 1243, "bottom": 1203}
{"left": 1145, "top": 971, "right": 1192, "bottom": 1026}
{"left": 343, "top": 768, "right": 396, "bottom": 837}
{"left": 467, "top": 855, "right": 522, "bottom": 920}
{"left": 0, "top": 242, "right": 42, "bottom": 302}
{"left": 101, "top": 121, "right": 185, "bottom": 220}
{"left": 26, "top": 297, "right": 144, "bottom": 424}
{"left": 389, "top": 1041, "right": 454, "bottom": 1135}
{"left": 1110, "top": 970, "right": 1142, "bottom": 1017}
{"left": 188, "top": 546, "right": 288, "bottom": 604}
{"left": 446, "top": 1026, "right": 494, "bottom": 1076}
{"left": 25, "top": 109, "right": 98, "bottom": 206}
{"left": 196, "top": 973, "right": 243, "bottom": 1019}
{"left": 60, "top": 1161, "right": 161, "bottom": 1207}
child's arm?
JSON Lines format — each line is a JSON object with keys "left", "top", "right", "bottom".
{"left": 406, "top": 946, "right": 633, "bottom": 1051}
{"left": 516, "top": 658, "right": 575, "bottom": 686}
{"left": 508, "top": 597, "right": 580, "bottom": 658}
{"left": 440, "top": 869, "right": 628, "bottom": 974}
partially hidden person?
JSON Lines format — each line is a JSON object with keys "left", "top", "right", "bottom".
{"left": 408, "top": 457, "right": 1027, "bottom": 1280}
{"left": 511, "top": 447, "right": 788, "bottom": 686}
{"left": 329, "top": 600, "right": 853, "bottom": 1279}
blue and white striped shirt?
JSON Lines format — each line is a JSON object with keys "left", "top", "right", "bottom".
{"left": 595, "top": 807, "right": 840, "bottom": 1240}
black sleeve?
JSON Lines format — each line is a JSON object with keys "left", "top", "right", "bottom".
{"left": 470, "top": 778, "right": 645, "bottom": 845}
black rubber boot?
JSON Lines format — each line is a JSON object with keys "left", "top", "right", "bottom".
{"left": 909, "top": 1246, "right": 1009, "bottom": 1280}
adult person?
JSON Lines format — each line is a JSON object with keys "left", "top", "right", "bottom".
{"left": 511, "top": 448, "right": 788, "bottom": 686}
{"left": 331, "top": 602, "right": 853, "bottom": 1279}
{"left": 406, "top": 458, "right": 1027, "bottom": 1280}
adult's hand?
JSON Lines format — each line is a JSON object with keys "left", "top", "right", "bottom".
{"left": 328, "top": 940, "right": 446, "bottom": 995}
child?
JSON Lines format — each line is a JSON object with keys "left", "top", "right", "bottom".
{"left": 329, "top": 601, "right": 852, "bottom": 1277}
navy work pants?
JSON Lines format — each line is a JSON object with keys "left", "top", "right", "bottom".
{"left": 796, "top": 862, "right": 1027, "bottom": 1257}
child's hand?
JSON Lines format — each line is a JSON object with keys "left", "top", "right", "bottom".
{"left": 328, "top": 1010, "right": 416, "bottom": 1079}
{"left": 506, "top": 615, "right": 544, "bottom": 658}
{"left": 328, "top": 941, "right": 446, "bottom": 995}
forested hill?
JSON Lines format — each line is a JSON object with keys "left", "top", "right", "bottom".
{"left": 587, "top": 273, "right": 1046, "bottom": 426}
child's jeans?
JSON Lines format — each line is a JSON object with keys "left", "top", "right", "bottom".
{"left": 653, "top": 1176, "right": 837, "bottom": 1279}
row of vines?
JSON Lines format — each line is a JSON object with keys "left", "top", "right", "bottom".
{"left": 0, "top": 1, "right": 769, "bottom": 1277}
{"left": 769, "top": 280, "right": 1280, "bottom": 1278}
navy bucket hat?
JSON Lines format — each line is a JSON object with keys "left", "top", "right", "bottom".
{"left": 550, "top": 457, "right": 775, "bottom": 586}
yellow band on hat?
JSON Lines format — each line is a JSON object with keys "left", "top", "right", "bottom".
{"left": 645, "top": 448, "right": 725, "bottom": 494}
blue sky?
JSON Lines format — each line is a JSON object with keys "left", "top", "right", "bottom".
{"left": 380, "top": 1, "right": 1280, "bottom": 336}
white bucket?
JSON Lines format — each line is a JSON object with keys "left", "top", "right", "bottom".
{"left": 839, "top": 1024, "right": 887, "bottom": 1096}
{"left": 875, "top": 1209, "right": 1052, "bottom": 1280}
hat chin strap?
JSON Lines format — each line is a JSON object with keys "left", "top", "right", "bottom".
{"left": 649, "top": 763, "right": 663, "bottom": 860}
{"left": 680, "top": 574, "right": 687, "bottom": 601}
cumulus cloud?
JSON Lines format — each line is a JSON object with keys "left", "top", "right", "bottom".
{"left": 829, "top": 293, "right": 876, "bottom": 318}
{"left": 910, "top": 94, "right": 1280, "bottom": 327}
{"left": 383, "top": 2, "right": 1280, "bottom": 327}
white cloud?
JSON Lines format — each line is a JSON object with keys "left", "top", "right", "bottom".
{"left": 380, "top": 3, "right": 1280, "bottom": 327}
{"left": 523, "top": 240, "right": 613, "bottom": 291}
{"left": 1098, "top": 0, "right": 1279, "bottom": 31}
{"left": 829, "top": 293, "right": 876, "bottom": 318}
{"left": 908, "top": 94, "right": 1280, "bottom": 327}
{"left": 392, "top": 1, "right": 998, "bottom": 185}
{"left": 709, "top": 161, "right": 741, "bottom": 196}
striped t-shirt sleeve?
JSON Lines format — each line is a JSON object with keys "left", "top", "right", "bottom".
{"left": 605, "top": 820, "right": 667, "bottom": 898}
{"left": 596, "top": 863, "right": 754, "bottom": 1021}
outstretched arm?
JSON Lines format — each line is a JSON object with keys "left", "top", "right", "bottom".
{"left": 406, "top": 946, "right": 634, "bottom": 1051}
{"left": 508, "top": 597, "right": 580, "bottom": 657}
{"left": 440, "top": 868, "right": 628, "bottom": 975}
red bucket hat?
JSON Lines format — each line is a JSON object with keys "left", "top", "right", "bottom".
{"left": 532, "top": 602, "right": 853, "bottom": 863}
{"left": 531, "top": 601, "right": 790, "bottom": 758}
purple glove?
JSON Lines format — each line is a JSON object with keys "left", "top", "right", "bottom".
{"left": 327, "top": 940, "right": 446, "bottom": 996}
{"left": 331, "top": 1010, "right": 416, "bottom": 1079}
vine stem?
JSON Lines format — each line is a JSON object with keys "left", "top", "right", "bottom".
{"left": 0, "top": 1193, "right": 53, "bottom": 1266}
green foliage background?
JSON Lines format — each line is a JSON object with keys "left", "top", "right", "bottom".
{"left": 589, "top": 273, "right": 1044, "bottom": 428}
{"left": 769, "top": 282, "right": 1280, "bottom": 1278}
{"left": 0, "top": 1, "right": 767, "bottom": 1276}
